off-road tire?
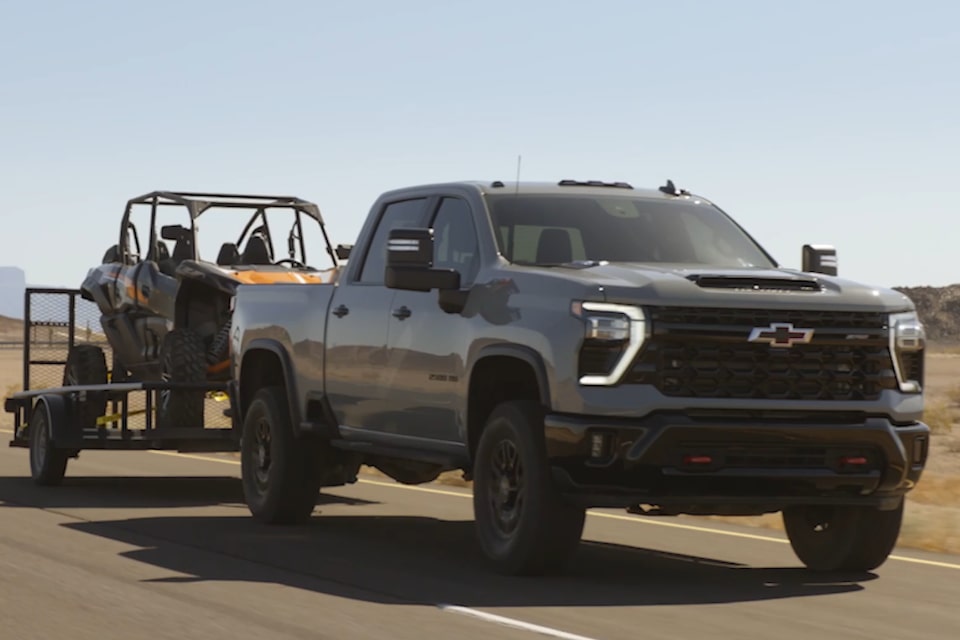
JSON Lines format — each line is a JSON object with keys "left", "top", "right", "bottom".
{"left": 29, "top": 401, "right": 69, "bottom": 486}
{"left": 157, "top": 328, "right": 206, "bottom": 429}
{"left": 472, "top": 400, "right": 586, "bottom": 576}
{"left": 782, "top": 500, "right": 904, "bottom": 572}
{"left": 62, "top": 344, "right": 108, "bottom": 428}
{"left": 241, "top": 385, "right": 325, "bottom": 524}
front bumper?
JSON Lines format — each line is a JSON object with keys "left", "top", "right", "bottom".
{"left": 545, "top": 411, "right": 929, "bottom": 514}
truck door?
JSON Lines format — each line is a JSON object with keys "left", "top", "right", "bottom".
{"left": 324, "top": 197, "right": 430, "bottom": 433}
{"left": 384, "top": 196, "right": 481, "bottom": 443}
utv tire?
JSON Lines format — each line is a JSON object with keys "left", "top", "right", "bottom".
{"left": 472, "top": 400, "right": 586, "bottom": 576}
{"left": 62, "top": 344, "right": 108, "bottom": 428}
{"left": 241, "top": 386, "right": 325, "bottom": 524}
{"left": 157, "top": 328, "right": 206, "bottom": 429}
{"left": 782, "top": 501, "right": 904, "bottom": 572}
{"left": 29, "top": 400, "right": 69, "bottom": 486}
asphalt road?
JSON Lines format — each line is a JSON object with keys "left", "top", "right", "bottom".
{"left": 0, "top": 434, "right": 957, "bottom": 640}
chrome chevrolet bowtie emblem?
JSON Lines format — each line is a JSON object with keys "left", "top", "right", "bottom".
{"left": 748, "top": 322, "right": 814, "bottom": 347}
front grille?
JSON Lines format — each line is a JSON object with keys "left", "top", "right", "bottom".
{"left": 627, "top": 307, "right": 898, "bottom": 401}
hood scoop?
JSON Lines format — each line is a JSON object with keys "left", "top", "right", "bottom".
{"left": 686, "top": 274, "right": 823, "bottom": 293}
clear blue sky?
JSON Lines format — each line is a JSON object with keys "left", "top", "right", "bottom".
{"left": 2, "top": 0, "right": 957, "bottom": 288}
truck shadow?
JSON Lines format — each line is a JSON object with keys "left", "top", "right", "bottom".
{"left": 0, "top": 475, "right": 377, "bottom": 510}
{"left": 61, "top": 511, "right": 875, "bottom": 608}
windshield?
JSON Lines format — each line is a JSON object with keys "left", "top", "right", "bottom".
{"left": 485, "top": 194, "right": 776, "bottom": 269}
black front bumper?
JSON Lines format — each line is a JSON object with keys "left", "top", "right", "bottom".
{"left": 544, "top": 411, "right": 929, "bottom": 514}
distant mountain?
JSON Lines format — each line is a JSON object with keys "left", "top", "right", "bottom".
{"left": 894, "top": 284, "right": 960, "bottom": 345}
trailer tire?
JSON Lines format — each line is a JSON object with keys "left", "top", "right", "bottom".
{"left": 241, "top": 385, "right": 324, "bottom": 524}
{"left": 158, "top": 328, "right": 206, "bottom": 429}
{"left": 29, "top": 399, "right": 70, "bottom": 486}
{"left": 62, "top": 344, "right": 108, "bottom": 428}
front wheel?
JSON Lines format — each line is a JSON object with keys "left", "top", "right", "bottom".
{"left": 472, "top": 400, "right": 586, "bottom": 576}
{"left": 241, "top": 386, "right": 325, "bottom": 524}
{"left": 782, "top": 501, "right": 904, "bottom": 572}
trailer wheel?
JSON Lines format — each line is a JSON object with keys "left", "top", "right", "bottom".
{"left": 157, "top": 328, "right": 206, "bottom": 429}
{"left": 472, "top": 400, "right": 586, "bottom": 576}
{"left": 29, "top": 400, "right": 69, "bottom": 486}
{"left": 241, "top": 385, "right": 324, "bottom": 524}
{"left": 62, "top": 344, "right": 108, "bottom": 428}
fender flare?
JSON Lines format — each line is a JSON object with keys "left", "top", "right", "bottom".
{"left": 471, "top": 343, "right": 552, "bottom": 410}
{"left": 238, "top": 339, "right": 302, "bottom": 429}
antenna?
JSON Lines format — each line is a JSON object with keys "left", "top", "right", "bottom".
{"left": 514, "top": 154, "right": 522, "bottom": 195}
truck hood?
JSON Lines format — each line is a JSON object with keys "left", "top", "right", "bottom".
{"left": 541, "top": 262, "right": 915, "bottom": 312}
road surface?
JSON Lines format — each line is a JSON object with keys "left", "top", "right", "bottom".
{"left": 0, "top": 432, "right": 957, "bottom": 640}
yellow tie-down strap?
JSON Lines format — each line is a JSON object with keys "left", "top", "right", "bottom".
{"left": 94, "top": 391, "right": 230, "bottom": 426}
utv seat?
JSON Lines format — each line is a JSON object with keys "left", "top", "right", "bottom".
{"left": 240, "top": 235, "right": 272, "bottom": 265}
{"left": 159, "top": 233, "right": 195, "bottom": 276}
{"left": 217, "top": 242, "right": 240, "bottom": 266}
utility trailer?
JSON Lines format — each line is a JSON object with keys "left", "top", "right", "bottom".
{"left": 4, "top": 288, "right": 240, "bottom": 485}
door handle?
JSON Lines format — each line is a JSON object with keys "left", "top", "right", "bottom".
{"left": 332, "top": 304, "right": 349, "bottom": 318}
{"left": 392, "top": 306, "right": 412, "bottom": 320}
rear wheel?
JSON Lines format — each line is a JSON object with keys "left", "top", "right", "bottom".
{"left": 241, "top": 385, "right": 325, "bottom": 524}
{"left": 472, "top": 400, "right": 586, "bottom": 576}
{"left": 29, "top": 401, "right": 69, "bottom": 486}
{"left": 782, "top": 501, "right": 904, "bottom": 572}
{"left": 157, "top": 328, "right": 206, "bottom": 429}
{"left": 62, "top": 344, "right": 108, "bottom": 428}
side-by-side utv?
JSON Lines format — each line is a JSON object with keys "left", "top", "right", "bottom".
{"left": 77, "top": 191, "right": 344, "bottom": 428}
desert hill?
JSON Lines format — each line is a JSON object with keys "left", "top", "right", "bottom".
{"left": 894, "top": 285, "right": 960, "bottom": 345}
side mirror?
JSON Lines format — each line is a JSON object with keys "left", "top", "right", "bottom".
{"left": 335, "top": 244, "right": 353, "bottom": 260}
{"left": 802, "top": 244, "right": 838, "bottom": 276}
{"left": 385, "top": 228, "right": 460, "bottom": 292}
{"left": 161, "top": 224, "right": 187, "bottom": 241}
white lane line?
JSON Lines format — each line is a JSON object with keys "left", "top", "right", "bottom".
{"left": 439, "top": 604, "right": 599, "bottom": 640}
{"left": 6, "top": 439, "right": 960, "bottom": 571}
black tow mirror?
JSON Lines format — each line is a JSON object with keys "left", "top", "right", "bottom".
{"left": 802, "top": 244, "right": 838, "bottom": 276}
{"left": 385, "top": 228, "right": 460, "bottom": 292}
{"left": 335, "top": 244, "right": 353, "bottom": 260}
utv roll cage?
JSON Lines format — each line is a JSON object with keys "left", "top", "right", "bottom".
{"left": 115, "top": 191, "right": 340, "bottom": 270}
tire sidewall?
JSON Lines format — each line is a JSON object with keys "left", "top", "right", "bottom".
{"left": 241, "top": 390, "right": 283, "bottom": 519}
{"left": 473, "top": 401, "right": 563, "bottom": 572}
{"left": 29, "top": 401, "right": 67, "bottom": 485}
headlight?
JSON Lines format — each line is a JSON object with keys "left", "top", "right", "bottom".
{"left": 571, "top": 301, "right": 648, "bottom": 386}
{"left": 889, "top": 311, "right": 925, "bottom": 393}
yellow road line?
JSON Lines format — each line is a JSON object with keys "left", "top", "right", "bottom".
{"left": 6, "top": 439, "right": 960, "bottom": 570}
{"left": 149, "top": 451, "right": 960, "bottom": 570}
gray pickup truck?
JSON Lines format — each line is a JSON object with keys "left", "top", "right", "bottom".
{"left": 230, "top": 178, "right": 929, "bottom": 576}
